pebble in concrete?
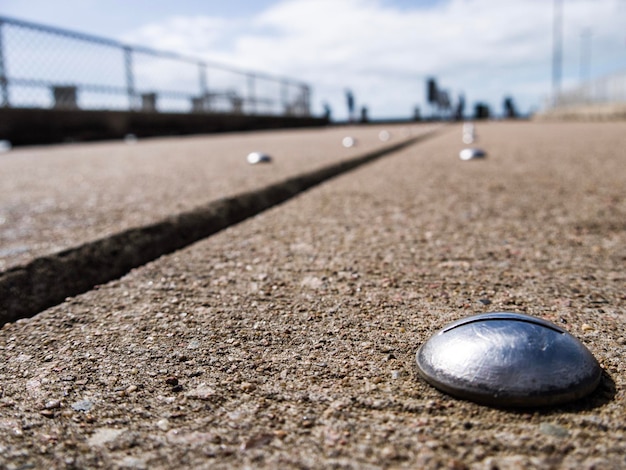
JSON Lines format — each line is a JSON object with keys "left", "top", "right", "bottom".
{"left": 416, "top": 312, "right": 602, "bottom": 407}
{"left": 71, "top": 399, "right": 95, "bottom": 412}
{"left": 246, "top": 152, "right": 272, "bottom": 164}
{"left": 459, "top": 148, "right": 486, "bottom": 160}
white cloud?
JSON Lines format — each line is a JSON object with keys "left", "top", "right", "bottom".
{"left": 121, "top": 0, "right": 626, "bottom": 119}
{"left": 122, "top": 15, "right": 236, "bottom": 55}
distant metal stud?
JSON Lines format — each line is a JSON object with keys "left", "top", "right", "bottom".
{"left": 462, "top": 122, "right": 476, "bottom": 144}
{"left": 459, "top": 148, "right": 486, "bottom": 160}
{"left": 379, "top": 130, "right": 391, "bottom": 142}
{"left": 416, "top": 312, "right": 602, "bottom": 407}
{"left": 463, "top": 122, "right": 476, "bottom": 141}
{"left": 124, "top": 134, "right": 138, "bottom": 144}
{"left": 246, "top": 152, "right": 272, "bottom": 164}
{"left": 342, "top": 136, "right": 356, "bottom": 148}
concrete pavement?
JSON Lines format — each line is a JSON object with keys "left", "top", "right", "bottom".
{"left": 0, "top": 124, "right": 429, "bottom": 271}
{"left": 0, "top": 121, "right": 624, "bottom": 469}
{"left": 1, "top": 124, "right": 439, "bottom": 321}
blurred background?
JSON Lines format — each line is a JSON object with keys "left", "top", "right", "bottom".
{"left": 1, "top": 0, "right": 625, "bottom": 123}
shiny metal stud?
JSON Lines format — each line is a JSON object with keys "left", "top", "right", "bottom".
{"left": 342, "top": 136, "right": 356, "bottom": 148}
{"left": 246, "top": 152, "right": 272, "bottom": 164}
{"left": 459, "top": 148, "right": 486, "bottom": 160}
{"left": 416, "top": 312, "right": 602, "bottom": 407}
{"left": 379, "top": 130, "right": 391, "bottom": 142}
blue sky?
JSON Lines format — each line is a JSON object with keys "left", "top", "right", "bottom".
{"left": 1, "top": 0, "right": 625, "bottom": 119}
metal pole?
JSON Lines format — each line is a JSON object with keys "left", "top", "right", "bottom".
{"left": 552, "top": 0, "right": 563, "bottom": 107}
{"left": 0, "top": 20, "right": 9, "bottom": 107}
{"left": 580, "top": 29, "right": 592, "bottom": 84}
{"left": 124, "top": 46, "right": 136, "bottom": 110}
{"left": 247, "top": 73, "right": 255, "bottom": 114}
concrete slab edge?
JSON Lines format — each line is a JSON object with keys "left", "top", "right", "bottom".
{"left": 0, "top": 128, "right": 442, "bottom": 324}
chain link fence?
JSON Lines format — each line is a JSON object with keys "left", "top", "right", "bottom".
{"left": 554, "top": 70, "right": 626, "bottom": 108}
{"left": 0, "top": 16, "right": 311, "bottom": 116}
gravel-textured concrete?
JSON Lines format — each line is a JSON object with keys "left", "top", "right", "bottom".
{"left": 0, "top": 129, "right": 434, "bottom": 322}
{"left": 0, "top": 122, "right": 624, "bottom": 469}
{"left": 0, "top": 124, "right": 426, "bottom": 271}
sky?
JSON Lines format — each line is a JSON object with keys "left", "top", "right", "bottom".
{"left": 1, "top": 0, "right": 625, "bottom": 120}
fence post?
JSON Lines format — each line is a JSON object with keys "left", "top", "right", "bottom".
{"left": 303, "top": 85, "right": 311, "bottom": 116}
{"left": 124, "top": 46, "right": 136, "bottom": 110}
{"left": 198, "top": 62, "right": 208, "bottom": 112}
{"left": 247, "top": 73, "right": 256, "bottom": 114}
{"left": 0, "top": 20, "right": 9, "bottom": 107}
{"left": 281, "top": 81, "right": 289, "bottom": 115}
{"left": 199, "top": 62, "right": 208, "bottom": 95}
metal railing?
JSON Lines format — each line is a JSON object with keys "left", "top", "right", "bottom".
{"left": 553, "top": 70, "right": 626, "bottom": 108}
{"left": 0, "top": 15, "right": 311, "bottom": 116}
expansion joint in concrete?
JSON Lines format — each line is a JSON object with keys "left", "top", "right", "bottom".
{"left": 0, "top": 129, "right": 441, "bottom": 324}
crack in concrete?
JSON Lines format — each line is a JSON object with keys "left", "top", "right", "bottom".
{"left": 0, "top": 129, "right": 442, "bottom": 324}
